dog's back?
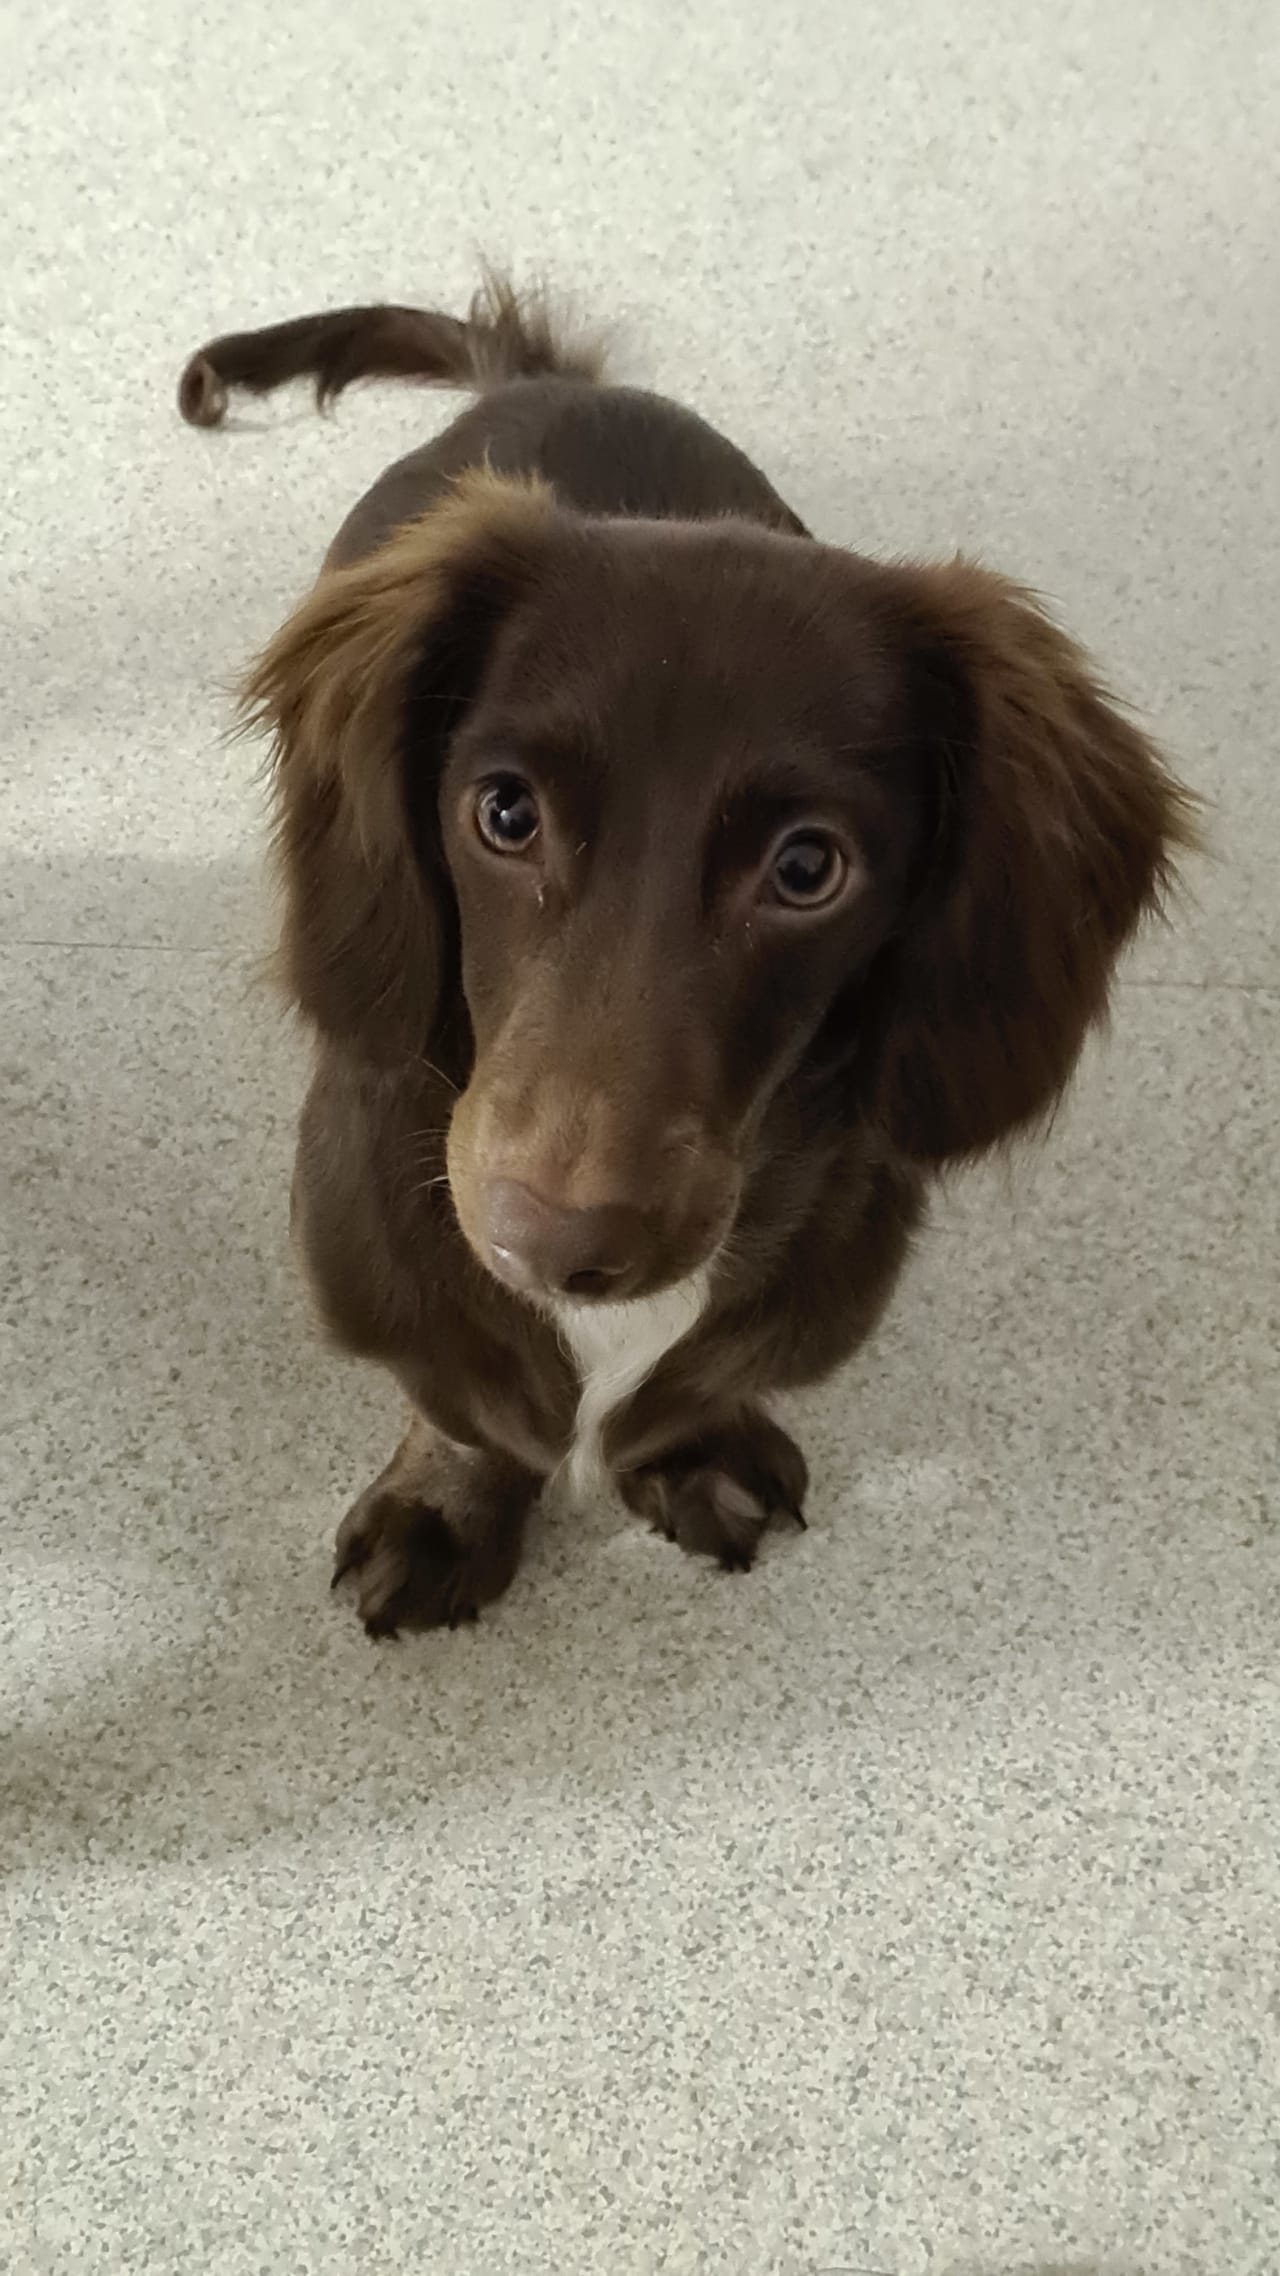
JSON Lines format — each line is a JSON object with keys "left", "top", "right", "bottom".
{"left": 179, "top": 275, "right": 805, "bottom": 562}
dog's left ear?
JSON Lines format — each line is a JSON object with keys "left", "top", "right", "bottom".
{"left": 866, "top": 558, "right": 1200, "bottom": 1162}
{"left": 241, "top": 471, "right": 557, "bottom": 1061}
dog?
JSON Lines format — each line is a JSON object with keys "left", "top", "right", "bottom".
{"left": 179, "top": 277, "right": 1196, "bottom": 1636}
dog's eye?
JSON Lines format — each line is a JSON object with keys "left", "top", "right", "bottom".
{"left": 768, "top": 829, "right": 848, "bottom": 910}
{"left": 475, "top": 776, "right": 540, "bottom": 853}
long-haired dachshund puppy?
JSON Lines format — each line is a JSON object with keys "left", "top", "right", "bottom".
{"left": 180, "top": 277, "right": 1196, "bottom": 1636}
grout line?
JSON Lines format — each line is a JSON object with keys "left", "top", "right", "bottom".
{"left": 1124, "top": 977, "right": 1278, "bottom": 997}
{"left": 0, "top": 938, "right": 231, "bottom": 954}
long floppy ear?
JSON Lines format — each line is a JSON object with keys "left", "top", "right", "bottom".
{"left": 868, "top": 559, "right": 1200, "bottom": 1162}
{"left": 241, "top": 471, "right": 556, "bottom": 1061}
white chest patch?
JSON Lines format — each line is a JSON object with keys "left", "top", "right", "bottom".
{"left": 553, "top": 1270, "right": 710, "bottom": 1506}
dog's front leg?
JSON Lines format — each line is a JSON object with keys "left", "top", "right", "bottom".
{"left": 331, "top": 1415, "right": 542, "bottom": 1637}
{"left": 613, "top": 1404, "right": 809, "bottom": 1574}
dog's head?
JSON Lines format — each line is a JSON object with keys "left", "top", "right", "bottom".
{"left": 248, "top": 471, "right": 1194, "bottom": 1303}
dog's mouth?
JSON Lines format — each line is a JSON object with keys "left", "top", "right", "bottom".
{"left": 446, "top": 1084, "right": 744, "bottom": 1308}
{"left": 485, "top": 1239, "right": 632, "bottom": 1303}
{"left": 481, "top": 1223, "right": 709, "bottom": 1309}
{"left": 559, "top": 1266, "right": 622, "bottom": 1300}
{"left": 457, "top": 1169, "right": 740, "bottom": 1310}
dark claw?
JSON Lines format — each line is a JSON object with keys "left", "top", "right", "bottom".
{"left": 362, "top": 1612, "right": 402, "bottom": 1641}
{"left": 331, "top": 1549, "right": 359, "bottom": 1589}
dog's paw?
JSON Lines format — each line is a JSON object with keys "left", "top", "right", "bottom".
{"left": 332, "top": 1492, "right": 488, "bottom": 1638}
{"left": 620, "top": 1411, "right": 808, "bottom": 1573}
{"left": 331, "top": 1427, "right": 536, "bottom": 1639}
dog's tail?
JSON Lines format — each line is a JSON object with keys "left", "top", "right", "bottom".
{"left": 177, "top": 272, "right": 605, "bottom": 429}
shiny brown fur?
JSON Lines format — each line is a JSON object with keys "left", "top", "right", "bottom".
{"left": 184, "top": 279, "right": 1197, "bottom": 1634}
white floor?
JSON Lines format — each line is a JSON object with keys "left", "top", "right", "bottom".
{"left": 3, "top": 5, "right": 1278, "bottom": 2271}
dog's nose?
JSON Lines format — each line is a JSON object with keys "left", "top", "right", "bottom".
{"left": 483, "top": 1179, "right": 643, "bottom": 1299}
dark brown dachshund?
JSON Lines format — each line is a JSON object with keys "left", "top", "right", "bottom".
{"left": 180, "top": 277, "right": 1196, "bottom": 1636}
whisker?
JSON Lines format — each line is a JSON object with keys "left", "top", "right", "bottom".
{"left": 408, "top": 1052, "right": 461, "bottom": 1094}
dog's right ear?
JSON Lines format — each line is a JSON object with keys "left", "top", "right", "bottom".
{"left": 242, "top": 472, "right": 557, "bottom": 1061}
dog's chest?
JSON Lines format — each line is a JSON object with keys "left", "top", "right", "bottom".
{"left": 554, "top": 1274, "right": 709, "bottom": 1504}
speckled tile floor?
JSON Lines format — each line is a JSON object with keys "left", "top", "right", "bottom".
{"left": 3, "top": 4, "right": 1278, "bottom": 2271}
